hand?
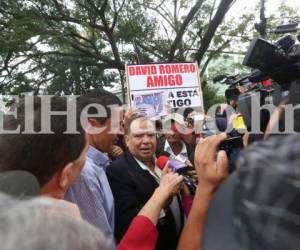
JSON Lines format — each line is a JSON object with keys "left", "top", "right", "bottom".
{"left": 110, "top": 145, "right": 124, "bottom": 159}
{"left": 237, "top": 86, "right": 246, "bottom": 94}
{"left": 228, "top": 113, "right": 239, "bottom": 125}
{"left": 185, "top": 159, "right": 197, "bottom": 181}
{"left": 181, "top": 183, "right": 192, "bottom": 196}
{"left": 154, "top": 172, "right": 183, "bottom": 207}
{"left": 194, "top": 133, "right": 229, "bottom": 193}
{"left": 123, "top": 109, "right": 139, "bottom": 132}
{"left": 160, "top": 163, "right": 172, "bottom": 178}
{"left": 186, "top": 169, "right": 198, "bottom": 182}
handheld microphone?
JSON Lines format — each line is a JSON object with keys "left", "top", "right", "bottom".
{"left": 156, "top": 154, "right": 197, "bottom": 195}
{"left": 156, "top": 155, "right": 188, "bottom": 173}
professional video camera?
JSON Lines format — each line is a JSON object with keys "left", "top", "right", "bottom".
{"left": 237, "top": 34, "right": 300, "bottom": 132}
{"left": 243, "top": 34, "right": 300, "bottom": 85}
{"left": 210, "top": 33, "right": 300, "bottom": 171}
{"left": 216, "top": 34, "right": 300, "bottom": 132}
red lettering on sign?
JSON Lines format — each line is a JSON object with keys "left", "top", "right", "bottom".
{"left": 159, "top": 65, "right": 165, "bottom": 74}
{"left": 146, "top": 74, "right": 183, "bottom": 88}
{"left": 131, "top": 65, "right": 157, "bottom": 76}
{"left": 147, "top": 76, "right": 154, "bottom": 87}
{"left": 158, "top": 63, "right": 196, "bottom": 74}
{"left": 128, "top": 67, "right": 135, "bottom": 76}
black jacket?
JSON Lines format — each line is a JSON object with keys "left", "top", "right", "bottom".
{"left": 106, "top": 151, "right": 182, "bottom": 250}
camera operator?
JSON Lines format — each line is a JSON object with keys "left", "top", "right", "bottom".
{"left": 177, "top": 131, "right": 300, "bottom": 250}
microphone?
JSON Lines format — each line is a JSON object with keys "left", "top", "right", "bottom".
{"left": 156, "top": 155, "right": 169, "bottom": 170}
{"left": 156, "top": 154, "right": 197, "bottom": 195}
{"left": 156, "top": 155, "right": 188, "bottom": 173}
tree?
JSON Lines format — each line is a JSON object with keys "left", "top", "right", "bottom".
{"left": 206, "top": 0, "right": 300, "bottom": 95}
{"left": 7, "top": 0, "right": 286, "bottom": 110}
{"left": 0, "top": 0, "right": 238, "bottom": 90}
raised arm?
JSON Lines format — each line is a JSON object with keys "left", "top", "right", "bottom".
{"left": 177, "top": 133, "right": 229, "bottom": 250}
{"left": 118, "top": 172, "right": 183, "bottom": 250}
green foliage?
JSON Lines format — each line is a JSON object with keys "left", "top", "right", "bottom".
{"left": 0, "top": 0, "right": 299, "bottom": 107}
{"left": 201, "top": 79, "right": 226, "bottom": 112}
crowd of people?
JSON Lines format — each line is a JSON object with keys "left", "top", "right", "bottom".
{"left": 0, "top": 87, "right": 299, "bottom": 250}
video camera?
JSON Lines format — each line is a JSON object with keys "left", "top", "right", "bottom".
{"left": 215, "top": 34, "right": 300, "bottom": 132}
{"left": 243, "top": 35, "right": 300, "bottom": 85}
{"left": 238, "top": 34, "right": 300, "bottom": 132}
{"left": 208, "top": 33, "right": 300, "bottom": 173}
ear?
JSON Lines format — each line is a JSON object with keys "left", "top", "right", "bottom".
{"left": 86, "top": 118, "right": 106, "bottom": 135}
{"left": 88, "top": 118, "right": 101, "bottom": 128}
{"left": 58, "top": 162, "right": 74, "bottom": 192}
{"left": 124, "top": 134, "right": 130, "bottom": 147}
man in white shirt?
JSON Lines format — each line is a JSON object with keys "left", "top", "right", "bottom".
{"left": 156, "top": 118, "right": 194, "bottom": 164}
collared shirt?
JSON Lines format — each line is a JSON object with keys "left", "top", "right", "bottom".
{"left": 64, "top": 145, "right": 115, "bottom": 238}
{"left": 164, "top": 139, "right": 188, "bottom": 162}
{"left": 134, "top": 156, "right": 182, "bottom": 234}
{"left": 134, "top": 157, "right": 161, "bottom": 183}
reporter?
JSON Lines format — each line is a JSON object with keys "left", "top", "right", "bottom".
{"left": 177, "top": 133, "right": 228, "bottom": 250}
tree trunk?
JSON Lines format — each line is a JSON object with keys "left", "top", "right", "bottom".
{"left": 194, "top": 0, "right": 236, "bottom": 64}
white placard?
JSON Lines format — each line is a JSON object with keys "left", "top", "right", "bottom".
{"left": 126, "top": 62, "right": 204, "bottom": 117}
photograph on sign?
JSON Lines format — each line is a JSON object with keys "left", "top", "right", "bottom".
{"left": 131, "top": 91, "right": 167, "bottom": 117}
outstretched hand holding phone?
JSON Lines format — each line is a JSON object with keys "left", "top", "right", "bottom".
{"left": 177, "top": 133, "right": 229, "bottom": 250}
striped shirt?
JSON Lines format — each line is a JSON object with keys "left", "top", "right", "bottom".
{"left": 65, "top": 145, "right": 115, "bottom": 238}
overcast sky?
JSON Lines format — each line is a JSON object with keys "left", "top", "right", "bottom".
{"left": 228, "top": 0, "right": 300, "bottom": 21}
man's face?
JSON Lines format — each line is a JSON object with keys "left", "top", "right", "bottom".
{"left": 229, "top": 99, "right": 237, "bottom": 109}
{"left": 125, "top": 119, "right": 156, "bottom": 161}
{"left": 164, "top": 122, "right": 182, "bottom": 144}
{"left": 88, "top": 109, "right": 124, "bottom": 153}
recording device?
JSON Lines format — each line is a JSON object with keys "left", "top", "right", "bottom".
{"left": 239, "top": 34, "right": 300, "bottom": 131}
{"left": 218, "top": 136, "right": 243, "bottom": 153}
{"left": 218, "top": 136, "right": 243, "bottom": 173}
{"left": 243, "top": 35, "right": 300, "bottom": 85}
{"left": 215, "top": 34, "right": 300, "bottom": 132}
{"left": 156, "top": 153, "right": 197, "bottom": 195}
{"left": 156, "top": 154, "right": 189, "bottom": 174}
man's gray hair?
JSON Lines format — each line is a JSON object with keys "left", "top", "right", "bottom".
{"left": 126, "top": 116, "right": 154, "bottom": 135}
{"left": 0, "top": 193, "right": 113, "bottom": 250}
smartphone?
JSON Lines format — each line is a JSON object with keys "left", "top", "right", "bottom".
{"left": 218, "top": 136, "right": 243, "bottom": 152}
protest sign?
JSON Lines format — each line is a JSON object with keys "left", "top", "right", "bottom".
{"left": 126, "top": 62, "right": 204, "bottom": 117}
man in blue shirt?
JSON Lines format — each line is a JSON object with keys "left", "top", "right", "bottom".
{"left": 65, "top": 89, "right": 123, "bottom": 238}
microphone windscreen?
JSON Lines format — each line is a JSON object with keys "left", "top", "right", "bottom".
{"left": 156, "top": 156, "right": 169, "bottom": 170}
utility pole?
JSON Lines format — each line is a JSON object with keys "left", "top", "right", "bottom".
{"left": 255, "top": 0, "right": 267, "bottom": 38}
